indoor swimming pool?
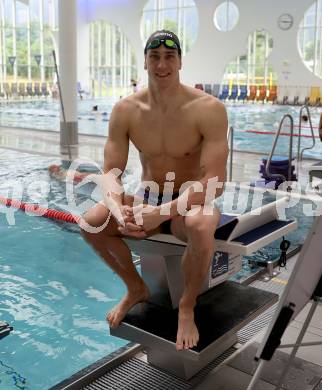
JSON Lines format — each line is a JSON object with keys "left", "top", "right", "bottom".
{"left": 0, "top": 149, "right": 316, "bottom": 389}
{"left": 0, "top": 99, "right": 321, "bottom": 158}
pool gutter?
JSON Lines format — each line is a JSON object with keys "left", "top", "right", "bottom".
{"left": 49, "top": 343, "right": 143, "bottom": 390}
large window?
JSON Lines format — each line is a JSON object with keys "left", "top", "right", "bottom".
{"left": 141, "top": 0, "right": 198, "bottom": 56}
{"left": 89, "top": 21, "right": 137, "bottom": 98}
{"left": 298, "top": 0, "right": 322, "bottom": 78}
{"left": 222, "top": 30, "right": 277, "bottom": 87}
{"left": 0, "top": 0, "right": 57, "bottom": 88}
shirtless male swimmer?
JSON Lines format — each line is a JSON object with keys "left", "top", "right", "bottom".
{"left": 81, "top": 30, "right": 229, "bottom": 351}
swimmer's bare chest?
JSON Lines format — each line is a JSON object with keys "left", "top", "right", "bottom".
{"left": 129, "top": 110, "right": 203, "bottom": 188}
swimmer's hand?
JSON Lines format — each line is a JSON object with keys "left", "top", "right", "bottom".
{"left": 131, "top": 205, "right": 168, "bottom": 232}
{"left": 84, "top": 171, "right": 128, "bottom": 225}
{"left": 117, "top": 205, "right": 147, "bottom": 238}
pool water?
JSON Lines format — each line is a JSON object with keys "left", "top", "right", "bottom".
{"left": 0, "top": 150, "right": 133, "bottom": 390}
{"left": 0, "top": 99, "right": 115, "bottom": 136}
{"left": 0, "top": 148, "right": 315, "bottom": 389}
{"left": 0, "top": 99, "right": 321, "bottom": 158}
{"left": 228, "top": 104, "right": 322, "bottom": 159}
{"left": 0, "top": 211, "right": 127, "bottom": 390}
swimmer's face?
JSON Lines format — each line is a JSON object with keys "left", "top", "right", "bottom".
{"left": 144, "top": 45, "right": 181, "bottom": 83}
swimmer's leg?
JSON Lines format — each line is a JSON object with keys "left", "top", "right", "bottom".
{"left": 171, "top": 207, "right": 220, "bottom": 350}
{"left": 80, "top": 196, "right": 149, "bottom": 328}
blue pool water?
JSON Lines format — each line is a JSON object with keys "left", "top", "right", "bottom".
{"left": 0, "top": 99, "right": 321, "bottom": 158}
{"left": 0, "top": 148, "right": 316, "bottom": 389}
{"left": 0, "top": 99, "right": 115, "bottom": 136}
{"left": 0, "top": 150, "right": 133, "bottom": 389}
{"left": 228, "top": 104, "right": 322, "bottom": 159}
{"left": 0, "top": 211, "right": 127, "bottom": 390}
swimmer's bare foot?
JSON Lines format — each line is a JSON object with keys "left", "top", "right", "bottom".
{"left": 107, "top": 283, "right": 149, "bottom": 328}
{"left": 176, "top": 307, "right": 199, "bottom": 351}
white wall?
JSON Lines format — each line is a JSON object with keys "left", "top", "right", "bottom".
{"left": 77, "top": 0, "right": 90, "bottom": 90}
{"left": 76, "top": 0, "right": 322, "bottom": 90}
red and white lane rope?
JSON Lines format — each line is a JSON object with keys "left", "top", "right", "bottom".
{"left": 0, "top": 196, "right": 80, "bottom": 224}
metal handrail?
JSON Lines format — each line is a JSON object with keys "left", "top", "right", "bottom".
{"left": 265, "top": 114, "right": 294, "bottom": 182}
{"left": 297, "top": 105, "right": 315, "bottom": 162}
{"left": 228, "top": 126, "right": 234, "bottom": 181}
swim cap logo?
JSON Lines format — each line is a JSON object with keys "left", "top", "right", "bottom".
{"left": 154, "top": 32, "right": 173, "bottom": 38}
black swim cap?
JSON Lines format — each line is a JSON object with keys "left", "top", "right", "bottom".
{"left": 144, "top": 30, "right": 182, "bottom": 56}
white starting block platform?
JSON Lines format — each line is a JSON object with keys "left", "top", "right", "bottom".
{"left": 307, "top": 161, "right": 322, "bottom": 182}
{"left": 111, "top": 196, "right": 297, "bottom": 379}
{"left": 307, "top": 161, "right": 322, "bottom": 171}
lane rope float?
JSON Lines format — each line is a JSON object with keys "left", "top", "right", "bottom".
{"left": 0, "top": 196, "right": 80, "bottom": 224}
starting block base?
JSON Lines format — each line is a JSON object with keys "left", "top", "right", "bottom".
{"left": 111, "top": 281, "right": 278, "bottom": 379}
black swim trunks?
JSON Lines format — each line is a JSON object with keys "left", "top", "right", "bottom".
{"left": 141, "top": 187, "right": 179, "bottom": 234}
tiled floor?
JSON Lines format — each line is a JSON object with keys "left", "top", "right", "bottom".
{"left": 0, "top": 127, "right": 105, "bottom": 160}
{"left": 195, "top": 255, "right": 322, "bottom": 389}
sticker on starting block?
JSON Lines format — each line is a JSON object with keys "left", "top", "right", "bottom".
{"left": 209, "top": 251, "right": 242, "bottom": 288}
{"left": 211, "top": 251, "right": 229, "bottom": 278}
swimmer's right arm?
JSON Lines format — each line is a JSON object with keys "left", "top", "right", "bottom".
{"left": 102, "top": 101, "right": 130, "bottom": 212}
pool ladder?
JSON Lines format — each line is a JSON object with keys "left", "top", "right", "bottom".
{"left": 266, "top": 106, "right": 315, "bottom": 186}
{"left": 265, "top": 114, "right": 295, "bottom": 185}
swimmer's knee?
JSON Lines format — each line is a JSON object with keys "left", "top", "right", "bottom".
{"left": 80, "top": 206, "right": 119, "bottom": 239}
{"left": 80, "top": 219, "right": 113, "bottom": 240}
{"left": 184, "top": 209, "right": 219, "bottom": 243}
{"left": 184, "top": 216, "right": 211, "bottom": 236}
{"left": 80, "top": 209, "right": 108, "bottom": 235}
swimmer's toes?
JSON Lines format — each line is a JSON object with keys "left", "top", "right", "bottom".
{"left": 176, "top": 341, "right": 184, "bottom": 351}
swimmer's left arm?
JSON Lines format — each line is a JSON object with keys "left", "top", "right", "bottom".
{"left": 166, "top": 99, "right": 228, "bottom": 217}
{"left": 197, "top": 98, "right": 228, "bottom": 198}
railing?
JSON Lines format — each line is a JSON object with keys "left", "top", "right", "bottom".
{"left": 265, "top": 114, "right": 294, "bottom": 182}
